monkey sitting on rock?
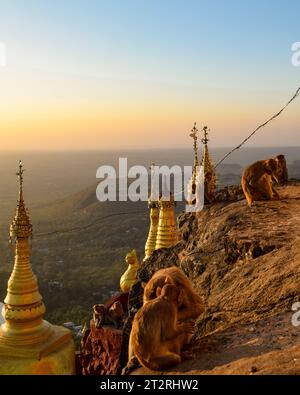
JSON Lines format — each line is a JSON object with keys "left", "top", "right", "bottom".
{"left": 125, "top": 266, "right": 204, "bottom": 372}
{"left": 129, "top": 283, "right": 194, "bottom": 371}
{"left": 241, "top": 158, "right": 280, "bottom": 206}
{"left": 93, "top": 301, "right": 124, "bottom": 329}
{"left": 143, "top": 266, "right": 205, "bottom": 322}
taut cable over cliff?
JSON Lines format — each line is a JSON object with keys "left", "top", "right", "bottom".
{"left": 27, "top": 85, "right": 300, "bottom": 239}
{"left": 214, "top": 86, "right": 300, "bottom": 168}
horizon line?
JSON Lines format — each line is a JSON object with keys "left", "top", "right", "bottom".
{"left": 0, "top": 145, "right": 299, "bottom": 153}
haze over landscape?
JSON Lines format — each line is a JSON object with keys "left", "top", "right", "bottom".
{"left": 0, "top": 0, "right": 299, "bottom": 355}
{"left": 0, "top": 147, "right": 299, "bottom": 329}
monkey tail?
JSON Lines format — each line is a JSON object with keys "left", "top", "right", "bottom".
{"left": 135, "top": 349, "right": 181, "bottom": 371}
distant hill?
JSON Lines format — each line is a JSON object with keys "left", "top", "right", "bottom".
{"left": 0, "top": 179, "right": 184, "bottom": 327}
{"left": 0, "top": 182, "right": 148, "bottom": 326}
{"left": 0, "top": 159, "right": 299, "bottom": 328}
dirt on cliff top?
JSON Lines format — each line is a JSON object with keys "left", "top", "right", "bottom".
{"left": 133, "top": 181, "right": 300, "bottom": 375}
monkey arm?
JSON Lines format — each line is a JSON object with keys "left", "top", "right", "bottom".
{"left": 177, "top": 298, "right": 204, "bottom": 322}
{"left": 163, "top": 322, "right": 194, "bottom": 341}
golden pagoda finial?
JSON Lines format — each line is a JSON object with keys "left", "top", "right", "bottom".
{"left": 201, "top": 126, "right": 209, "bottom": 145}
{"left": 9, "top": 160, "right": 33, "bottom": 243}
{"left": 200, "top": 126, "right": 217, "bottom": 204}
{"left": 17, "top": 160, "right": 24, "bottom": 191}
{"left": 144, "top": 163, "right": 159, "bottom": 260}
{"left": 189, "top": 122, "right": 199, "bottom": 185}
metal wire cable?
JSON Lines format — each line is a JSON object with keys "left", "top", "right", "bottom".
{"left": 214, "top": 86, "right": 300, "bottom": 168}
{"left": 34, "top": 210, "right": 148, "bottom": 238}
{"left": 34, "top": 86, "right": 300, "bottom": 236}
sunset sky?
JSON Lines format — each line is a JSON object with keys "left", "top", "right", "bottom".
{"left": 0, "top": 0, "right": 299, "bottom": 150}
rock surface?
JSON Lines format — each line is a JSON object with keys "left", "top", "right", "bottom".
{"left": 132, "top": 181, "right": 300, "bottom": 375}
{"left": 80, "top": 322, "right": 123, "bottom": 375}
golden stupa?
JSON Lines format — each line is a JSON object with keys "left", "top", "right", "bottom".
{"left": 0, "top": 161, "right": 75, "bottom": 375}
{"left": 144, "top": 200, "right": 159, "bottom": 260}
{"left": 155, "top": 183, "right": 178, "bottom": 250}
{"left": 120, "top": 249, "right": 139, "bottom": 293}
{"left": 201, "top": 126, "right": 217, "bottom": 204}
{"left": 144, "top": 163, "right": 159, "bottom": 260}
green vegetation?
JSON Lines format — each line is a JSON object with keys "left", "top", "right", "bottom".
{"left": 0, "top": 184, "right": 148, "bottom": 326}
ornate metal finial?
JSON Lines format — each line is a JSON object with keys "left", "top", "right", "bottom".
{"left": 200, "top": 126, "right": 217, "bottom": 204}
{"left": 149, "top": 162, "right": 155, "bottom": 182}
{"left": 189, "top": 122, "right": 200, "bottom": 187}
{"left": 189, "top": 122, "right": 199, "bottom": 167}
{"left": 149, "top": 162, "right": 159, "bottom": 206}
{"left": 16, "top": 160, "right": 24, "bottom": 194}
{"left": 9, "top": 161, "right": 33, "bottom": 242}
{"left": 201, "top": 126, "right": 210, "bottom": 145}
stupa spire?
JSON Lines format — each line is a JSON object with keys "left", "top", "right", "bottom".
{"left": 10, "top": 161, "right": 33, "bottom": 242}
{"left": 1, "top": 161, "right": 52, "bottom": 348}
{"left": 144, "top": 163, "right": 159, "bottom": 260}
{"left": 189, "top": 122, "right": 200, "bottom": 187}
{"left": 0, "top": 161, "right": 75, "bottom": 374}
{"left": 201, "top": 126, "right": 217, "bottom": 203}
{"left": 155, "top": 177, "right": 178, "bottom": 250}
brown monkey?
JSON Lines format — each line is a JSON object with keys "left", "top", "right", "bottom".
{"left": 93, "top": 301, "right": 124, "bottom": 329}
{"left": 129, "top": 284, "right": 194, "bottom": 371}
{"left": 93, "top": 304, "right": 106, "bottom": 328}
{"left": 143, "top": 266, "right": 205, "bottom": 322}
{"left": 274, "top": 154, "right": 288, "bottom": 185}
{"left": 108, "top": 301, "right": 125, "bottom": 328}
{"left": 241, "top": 158, "right": 280, "bottom": 206}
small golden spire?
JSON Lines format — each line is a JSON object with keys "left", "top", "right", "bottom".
{"left": 155, "top": 184, "right": 178, "bottom": 250}
{"left": 144, "top": 164, "right": 159, "bottom": 260}
{"left": 201, "top": 126, "right": 217, "bottom": 203}
{"left": 9, "top": 161, "right": 33, "bottom": 243}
